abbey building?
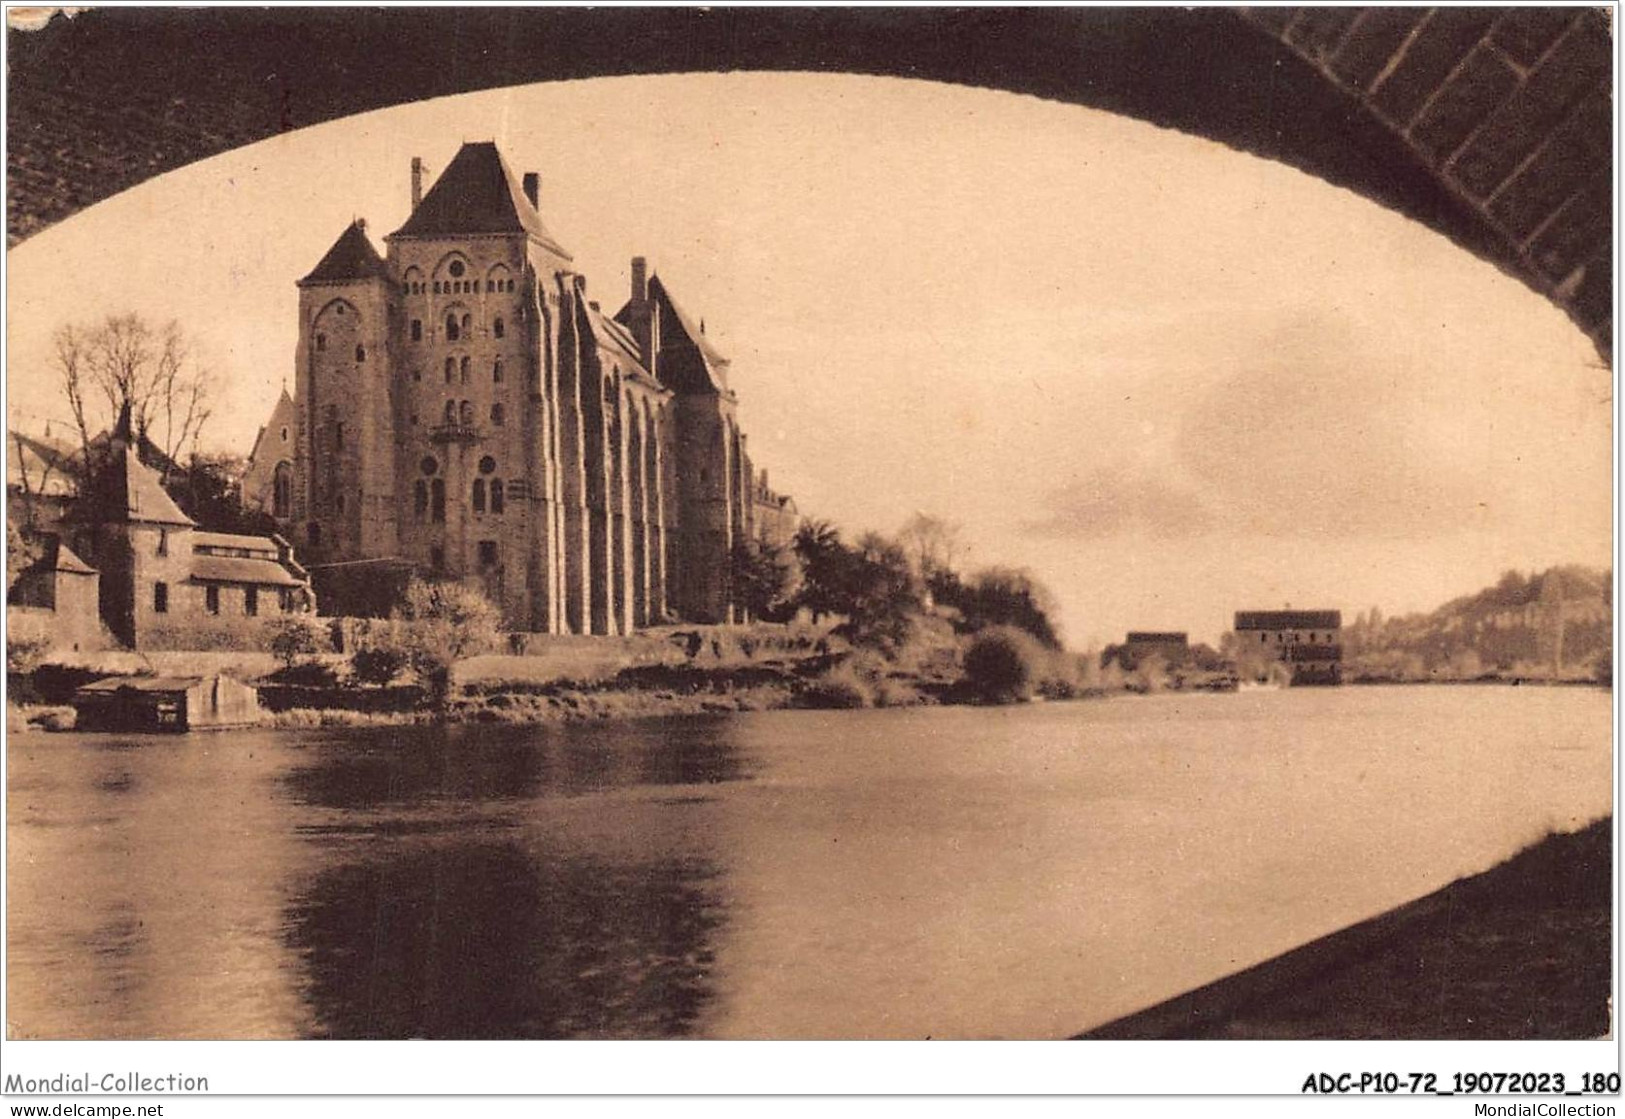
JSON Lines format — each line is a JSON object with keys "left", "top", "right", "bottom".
{"left": 253, "top": 141, "right": 795, "bottom": 633}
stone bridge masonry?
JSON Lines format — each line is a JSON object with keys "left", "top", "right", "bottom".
{"left": 8, "top": 7, "right": 1611, "bottom": 357}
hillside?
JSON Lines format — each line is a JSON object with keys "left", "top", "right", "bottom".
{"left": 1344, "top": 566, "right": 1611, "bottom": 683}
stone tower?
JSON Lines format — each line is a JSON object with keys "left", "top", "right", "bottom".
{"left": 270, "top": 141, "right": 790, "bottom": 632}
{"left": 293, "top": 219, "right": 398, "bottom": 565}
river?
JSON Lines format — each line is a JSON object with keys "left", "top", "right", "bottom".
{"left": 5, "top": 685, "right": 1611, "bottom": 1039}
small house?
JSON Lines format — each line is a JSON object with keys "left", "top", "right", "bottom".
{"left": 73, "top": 674, "right": 263, "bottom": 732}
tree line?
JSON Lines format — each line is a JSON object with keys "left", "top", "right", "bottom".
{"left": 729, "top": 511, "right": 1063, "bottom": 653}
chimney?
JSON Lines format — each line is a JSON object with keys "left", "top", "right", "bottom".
{"left": 410, "top": 157, "right": 423, "bottom": 211}
{"left": 630, "top": 256, "right": 648, "bottom": 305}
{"left": 522, "top": 172, "right": 540, "bottom": 209}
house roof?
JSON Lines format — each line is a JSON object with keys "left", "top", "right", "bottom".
{"left": 79, "top": 675, "right": 204, "bottom": 693}
{"left": 17, "top": 535, "right": 97, "bottom": 578}
{"left": 613, "top": 274, "right": 731, "bottom": 395}
{"left": 66, "top": 405, "right": 193, "bottom": 526}
{"left": 389, "top": 142, "right": 572, "bottom": 259}
{"left": 45, "top": 537, "right": 97, "bottom": 575}
{"left": 579, "top": 296, "right": 660, "bottom": 388}
{"left": 6, "top": 430, "right": 78, "bottom": 496}
{"left": 189, "top": 555, "right": 305, "bottom": 587}
{"left": 245, "top": 388, "right": 295, "bottom": 467}
{"left": 300, "top": 220, "right": 391, "bottom": 286}
{"left": 193, "top": 531, "right": 281, "bottom": 555}
{"left": 1234, "top": 610, "right": 1342, "bottom": 631}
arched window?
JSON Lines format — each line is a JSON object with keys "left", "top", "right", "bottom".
{"left": 413, "top": 480, "right": 428, "bottom": 518}
{"left": 461, "top": 313, "right": 472, "bottom": 336}
{"left": 272, "top": 461, "right": 292, "bottom": 519}
{"left": 431, "top": 478, "right": 445, "bottom": 523}
{"left": 434, "top": 281, "right": 442, "bottom": 295}
{"left": 493, "top": 316, "right": 505, "bottom": 339}
{"left": 459, "top": 400, "right": 475, "bottom": 426}
{"left": 507, "top": 279, "right": 515, "bottom": 292}
{"left": 445, "top": 314, "right": 460, "bottom": 341}
{"left": 493, "top": 358, "right": 503, "bottom": 383}
{"left": 444, "top": 357, "right": 454, "bottom": 383}
{"left": 460, "top": 356, "right": 470, "bottom": 383}
{"left": 490, "top": 479, "right": 505, "bottom": 515}
{"left": 355, "top": 344, "right": 365, "bottom": 362}
{"left": 490, "top": 402, "right": 505, "bottom": 426}
{"left": 411, "top": 319, "right": 422, "bottom": 341}
{"left": 315, "top": 333, "right": 327, "bottom": 352}
{"left": 472, "top": 478, "right": 486, "bottom": 513}
{"left": 486, "top": 280, "right": 495, "bottom": 293}
{"left": 444, "top": 400, "right": 456, "bottom": 424}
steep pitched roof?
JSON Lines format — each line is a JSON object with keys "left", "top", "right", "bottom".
{"left": 19, "top": 536, "right": 98, "bottom": 578}
{"left": 245, "top": 388, "right": 296, "bottom": 469}
{"left": 650, "top": 275, "right": 728, "bottom": 369}
{"left": 6, "top": 430, "right": 78, "bottom": 495}
{"left": 390, "top": 142, "right": 572, "bottom": 259}
{"left": 299, "top": 220, "right": 391, "bottom": 285}
{"left": 613, "top": 274, "right": 731, "bottom": 395}
{"left": 73, "top": 406, "right": 195, "bottom": 527}
{"left": 577, "top": 294, "right": 659, "bottom": 388}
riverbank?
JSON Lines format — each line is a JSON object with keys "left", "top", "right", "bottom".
{"left": 1080, "top": 815, "right": 1613, "bottom": 1039}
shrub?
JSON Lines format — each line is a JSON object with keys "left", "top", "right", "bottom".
{"left": 265, "top": 660, "right": 340, "bottom": 688}
{"left": 29, "top": 662, "right": 107, "bottom": 704}
{"left": 962, "top": 626, "right": 1045, "bottom": 704}
{"left": 267, "top": 614, "right": 328, "bottom": 667}
{"left": 798, "top": 662, "right": 874, "bottom": 709}
{"left": 7, "top": 633, "right": 49, "bottom": 675}
{"left": 392, "top": 578, "right": 504, "bottom": 703}
{"left": 350, "top": 644, "right": 410, "bottom": 686}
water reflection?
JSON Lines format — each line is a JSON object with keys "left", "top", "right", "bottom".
{"left": 7, "top": 688, "right": 1613, "bottom": 1039}
{"left": 285, "top": 841, "right": 724, "bottom": 1038}
{"left": 280, "top": 718, "right": 751, "bottom": 811}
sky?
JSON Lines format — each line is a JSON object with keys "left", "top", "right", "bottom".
{"left": 5, "top": 73, "right": 1612, "bottom": 647}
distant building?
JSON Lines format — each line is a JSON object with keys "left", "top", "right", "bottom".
{"left": 1233, "top": 609, "right": 1342, "bottom": 685}
{"left": 1104, "top": 631, "right": 1190, "bottom": 671}
{"left": 36, "top": 407, "right": 316, "bottom": 651}
{"left": 246, "top": 140, "right": 796, "bottom": 632}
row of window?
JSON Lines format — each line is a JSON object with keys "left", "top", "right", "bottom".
{"left": 1258, "top": 632, "right": 1337, "bottom": 644}
{"left": 421, "top": 541, "right": 500, "bottom": 571}
{"left": 404, "top": 278, "right": 516, "bottom": 296}
{"left": 152, "top": 582, "right": 296, "bottom": 616}
{"left": 312, "top": 334, "right": 367, "bottom": 362}
{"left": 417, "top": 356, "right": 504, "bottom": 384}
{"left": 427, "top": 399, "right": 504, "bottom": 427}
{"left": 411, "top": 477, "right": 508, "bottom": 519}
{"left": 410, "top": 313, "right": 506, "bottom": 343}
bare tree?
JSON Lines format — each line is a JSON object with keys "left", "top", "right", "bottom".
{"left": 897, "top": 512, "right": 966, "bottom": 583}
{"left": 50, "top": 313, "right": 215, "bottom": 482}
{"left": 9, "top": 431, "right": 61, "bottom": 534}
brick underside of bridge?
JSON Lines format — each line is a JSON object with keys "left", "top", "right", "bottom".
{"left": 7, "top": 7, "right": 1613, "bottom": 357}
{"left": 1245, "top": 7, "right": 1612, "bottom": 358}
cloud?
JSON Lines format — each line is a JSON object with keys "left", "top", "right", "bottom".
{"left": 1172, "top": 312, "right": 1505, "bottom": 541}
{"left": 1022, "top": 465, "right": 1215, "bottom": 540}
